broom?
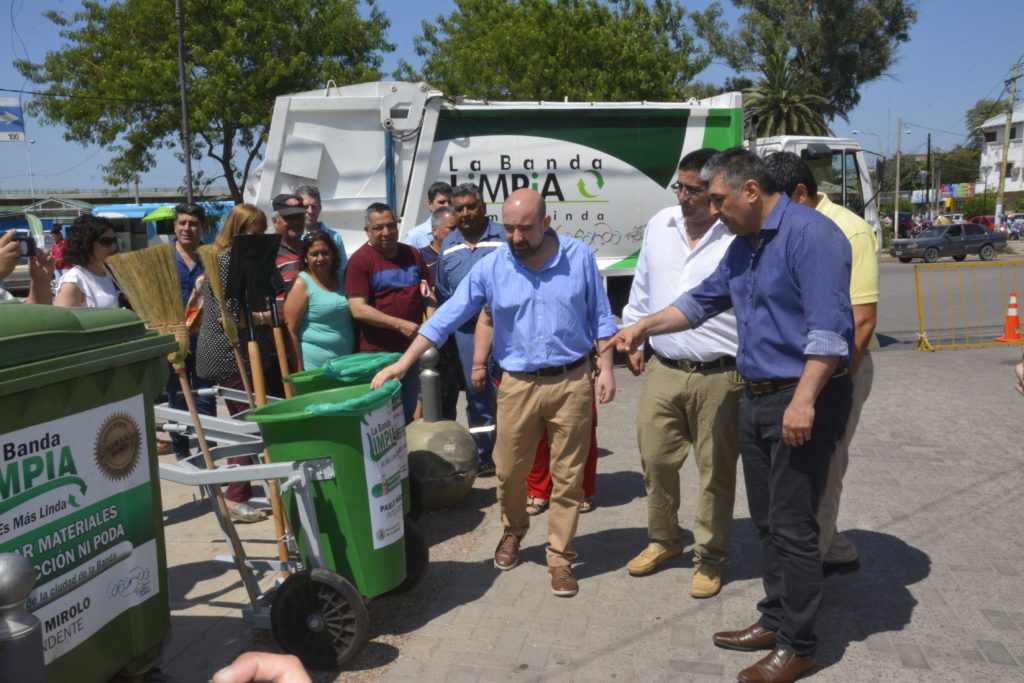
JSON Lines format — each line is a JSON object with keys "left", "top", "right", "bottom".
{"left": 108, "top": 244, "right": 263, "bottom": 614}
{"left": 197, "top": 244, "right": 255, "bottom": 408}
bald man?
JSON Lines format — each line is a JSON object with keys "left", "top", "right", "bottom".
{"left": 372, "top": 189, "right": 617, "bottom": 597}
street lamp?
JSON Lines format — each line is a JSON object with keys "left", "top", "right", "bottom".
{"left": 851, "top": 130, "right": 883, "bottom": 155}
{"left": 25, "top": 139, "right": 36, "bottom": 210}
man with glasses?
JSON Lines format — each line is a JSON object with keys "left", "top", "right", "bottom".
{"left": 435, "top": 183, "right": 505, "bottom": 473}
{"left": 296, "top": 185, "right": 348, "bottom": 276}
{"left": 621, "top": 149, "right": 742, "bottom": 599}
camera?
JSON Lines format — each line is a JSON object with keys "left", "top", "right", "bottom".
{"left": 11, "top": 232, "right": 36, "bottom": 258}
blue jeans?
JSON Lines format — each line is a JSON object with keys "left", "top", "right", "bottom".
{"left": 398, "top": 360, "right": 420, "bottom": 426}
{"left": 165, "top": 355, "right": 216, "bottom": 457}
{"left": 740, "top": 373, "right": 852, "bottom": 656}
{"left": 452, "top": 327, "right": 496, "bottom": 466}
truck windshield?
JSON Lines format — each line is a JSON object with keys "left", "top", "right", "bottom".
{"left": 805, "top": 150, "right": 865, "bottom": 218}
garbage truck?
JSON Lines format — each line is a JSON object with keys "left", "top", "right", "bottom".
{"left": 245, "top": 81, "right": 877, "bottom": 311}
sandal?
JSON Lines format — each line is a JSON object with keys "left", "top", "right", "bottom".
{"left": 525, "top": 496, "right": 549, "bottom": 516}
{"left": 579, "top": 498, "right": 596, "bottom": 513}
{"left": 227, "top": 500, "right": 268, "bottom": 523}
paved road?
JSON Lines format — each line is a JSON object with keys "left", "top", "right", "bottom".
{"left": 153, "top": 256, "right": 1024, "bottom": 682}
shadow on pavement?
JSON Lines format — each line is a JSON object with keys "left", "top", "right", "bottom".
{"left": 593, "top": 470, "right": 646, "bottom": 509}
{"left": 815, "top": 529, "right": 930, "bottom": 670}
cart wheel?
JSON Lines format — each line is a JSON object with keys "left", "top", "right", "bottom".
{"left": 387, "top": 516, "right": 430, "bottom": 595}
{"left": 271, "top": 568, "right": 370, "bottom": 669}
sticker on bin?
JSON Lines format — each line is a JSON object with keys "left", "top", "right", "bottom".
{"left": 360, "top": 392, "right": 408, "bottom": 549}
{"left": 0, "top": 395, "right": 161, "bottom": 662}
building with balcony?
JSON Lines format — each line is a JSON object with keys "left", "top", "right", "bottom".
{"left": 979, "top": 103, "right": 1024, "bottom": 205}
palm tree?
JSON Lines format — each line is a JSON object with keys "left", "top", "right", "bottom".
{"left": 744, "top": 54, "right": 831, "bottom": 137}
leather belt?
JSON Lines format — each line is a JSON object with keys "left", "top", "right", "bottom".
{"left": 509, "top": 356, "right": 587, "bottom": 378}
{"left": 655, "top": 353, "right": 736, "bottom": 373}
{"left": 746, "top": 368, "right": 848, "bottom": 395}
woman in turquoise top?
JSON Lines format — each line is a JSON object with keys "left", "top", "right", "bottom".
{"left": 283, "top": 230, "right": 354, "bottom": 370}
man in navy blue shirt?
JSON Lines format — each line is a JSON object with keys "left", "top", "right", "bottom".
{"left": 435, "top": 183, "right": 506, "bottom": 473}
{"left": 607, "top": 149, "right": 853, "bottom": 683}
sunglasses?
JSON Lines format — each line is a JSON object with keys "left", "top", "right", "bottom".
{"left": 301, "top": 229, "right": 329, "bottom": 241}
{"left": 97, "top": 236, "right": 118, "bottom": 246}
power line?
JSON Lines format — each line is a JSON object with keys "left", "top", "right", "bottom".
{"left": 0, "top": 87, "right": 161, "bottom": 105}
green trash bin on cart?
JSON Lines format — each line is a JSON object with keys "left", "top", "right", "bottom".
{"left": 0, "top": 303, "right": 177, "bottom": 683}
{"left": 247, "top": 380, "right": 420, "bottom": 600}
{"left": 283, "top": 352, "right": 400, "bottom": 396}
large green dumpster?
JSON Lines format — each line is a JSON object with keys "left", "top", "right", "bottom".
{"left": 284, "top": 352, "right": 400, "bottom": 396}
{"left": 247, "top": 381, "right": 407, "bottom": 597}
{"left": 0, "top": 302, "right": 177, "bottom": 682}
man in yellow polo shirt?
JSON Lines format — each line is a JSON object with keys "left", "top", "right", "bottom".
{"left": 765, "top": 152, "right": 878, "bottom": 576}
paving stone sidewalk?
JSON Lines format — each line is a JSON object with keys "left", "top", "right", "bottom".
{"left": 381, "top": 344, "right": 1024, "bottom": 682}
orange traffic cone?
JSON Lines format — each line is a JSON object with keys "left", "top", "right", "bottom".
{"left": 995, "top": 292, "right": 1022, "bottom": 342}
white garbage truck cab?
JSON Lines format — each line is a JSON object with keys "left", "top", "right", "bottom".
{"left": 244, "top": 81, "right": 744, "bottom": 312}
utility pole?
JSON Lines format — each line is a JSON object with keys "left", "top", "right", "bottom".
{"left": 175, "top": 0, "right": 194, "bottom": 203}
{"left": 995, "top": 60, "right": 1020, "bottom": 231}
{"left": 925, "top": 133, "right": 932, "bottom": 217}
{"left": 894, "top": 118, "right": 904, "bottom": 242}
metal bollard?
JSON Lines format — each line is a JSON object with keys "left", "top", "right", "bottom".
{"left": 0, "top": 552, "right": 46, "bottom": 683}
{"left": 419, "top": 346, "right": 441, "bottom": 423}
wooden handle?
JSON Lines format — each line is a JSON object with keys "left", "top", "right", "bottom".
{"left": 229, "top": 343, "right": 256, "bottom": 409}
{"left": 271, "top": 326, "right": 295, "bottom": 399}
{"left": 245, "top": 339, "right": 292, "bottom": 578}
{"left": 177, "top": 372, "right": 263, "bottom": 614}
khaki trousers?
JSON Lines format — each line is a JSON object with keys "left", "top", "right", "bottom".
{"left": 637, "top": 356, "right": 743, "bottom": 567}
{"left": 495, "top": 362, "right": 593, "bottom": 567}
{"left": 817, "top": 351, "right": 873, "bottom": 563}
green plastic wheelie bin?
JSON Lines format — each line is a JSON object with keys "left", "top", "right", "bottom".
{"left": 0, "top": 303, "right": 177, "bottom": 682}
{"left": 247, "top": 380, "right": 427, "bottom": 668}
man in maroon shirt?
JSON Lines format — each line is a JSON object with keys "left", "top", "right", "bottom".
{"left": 345, "top": 202, "right": 435, "bottom": 423}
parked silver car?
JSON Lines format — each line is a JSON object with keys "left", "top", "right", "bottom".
{"left": 889, "top": 223, "right": 1007, "bottom": 263}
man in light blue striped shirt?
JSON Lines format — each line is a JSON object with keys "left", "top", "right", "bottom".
{"left": 373, "top": 188, "right": 617, "bottom": 597}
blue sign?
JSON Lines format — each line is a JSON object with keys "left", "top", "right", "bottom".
{"left": 0, "top": 97, "right": 26, "bottom": 142}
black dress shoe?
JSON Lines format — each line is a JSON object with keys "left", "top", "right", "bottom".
{"left": 712, "top": 623, "right": 778, "bottom": 652}
{"left": 823, "top": 557, "right": 860, "bottom": 577}
{"left": 737, "top": 647, "right": 815, "bottom": 683}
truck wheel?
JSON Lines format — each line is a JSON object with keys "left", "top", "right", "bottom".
{"left": 922, "top": 247, "right": 939, "bottom": 263}
{"left": 271, "top": 569, "right": 370, "bottom": 669}
{"left": 979, "top": 244, "right": 995, "bottom": 261}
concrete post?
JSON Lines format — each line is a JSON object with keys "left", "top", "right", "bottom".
{"left": 0, "top": 552, "right": 46, "bottom": 683}
{"left": 419, "top": 346, "right": 441, "bottom": 423}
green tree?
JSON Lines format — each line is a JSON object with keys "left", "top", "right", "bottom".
{"left": 935, "top": 147, "right": 981, "bottom": 185}
{"left": 399, "top": 0, "right": 711, "bottom": 101}
{"left": 15, "top": 0, "right": 393, "bottom": 201}
{"left": 964, "top": 98, "right": 1009, "bottom": 151}
{"left": 743, "top": 54, "right": 831, "bottom": 136}
{"left": 692, "top": 0, "right": 916, "bottom": 120}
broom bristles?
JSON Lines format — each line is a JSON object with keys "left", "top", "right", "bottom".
{"left": 196, "top": 244, "right": 240, "bottom": 344}
{"left": 108, "top": 244, "right": 189, "bottom": 368}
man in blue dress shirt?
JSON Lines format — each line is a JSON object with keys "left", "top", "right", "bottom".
{"left": 607, "top": 148, "right": 853, "bottom": 683}
{"left": 373, "top": 188, "right": 618, "bottom": 598}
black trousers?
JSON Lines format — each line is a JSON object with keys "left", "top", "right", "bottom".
{"left": 739, "top": 373, "right": 853, "bottom": 655}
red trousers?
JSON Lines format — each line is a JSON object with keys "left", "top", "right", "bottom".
{"left": 527, "top": 398, "right": 598, "bottom": 499}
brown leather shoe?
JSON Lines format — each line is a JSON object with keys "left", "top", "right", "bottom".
{"left": 494, "top": 532, "right": 521, "bottom": 570}
{"left": 549, "top": 565, "right": 578, "bottom": 597}
{"left": 712, "top": 622, "right": 777, "bottom": 652}
{"left": 737, "top": 648, "right": 815, "bottom": 683}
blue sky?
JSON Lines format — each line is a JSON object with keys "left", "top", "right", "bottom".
{"left": 1, "top": 0, "right": 1022, "bottom": 193}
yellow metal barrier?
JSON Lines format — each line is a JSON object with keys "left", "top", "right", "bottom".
{"left": 915, "top": 261, "right": 1024, "bottom": 350}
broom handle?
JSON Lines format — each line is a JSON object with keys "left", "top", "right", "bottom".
{"left": 177, "top": 370, "right": 262, "bottom": 614}
{"left": 246, "top": 339, "right": 292, "bottom": 578}
{"left": 271, "top": 326, "right": 295, "bottom": 399}
{"left": 230, "top": 343, "right": 256, "bottom": 409}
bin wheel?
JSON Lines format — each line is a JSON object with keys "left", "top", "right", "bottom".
{"left": 271, "top": 568, "right": 370, "bottom": 669}
{"left": 387, "top": 516, "right": 430, "bottom": 595}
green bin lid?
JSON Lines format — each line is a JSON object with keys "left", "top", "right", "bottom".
{"left": 0, "top": 302, "right": 178, "bottom": 396}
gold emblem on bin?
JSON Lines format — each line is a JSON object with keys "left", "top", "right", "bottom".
{"left": 94, "top": 412, "right": 143, "bottom": 480}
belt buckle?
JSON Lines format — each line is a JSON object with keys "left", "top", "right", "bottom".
{"left": 680, "top": 359, "right": 698, "bottom": 373}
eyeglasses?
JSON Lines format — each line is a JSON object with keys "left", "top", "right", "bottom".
{"left": 97, "top": 236, "right": 117, "bottom": 246}
{"left": 670, "top": 182, "right": 706, "bottom": 198}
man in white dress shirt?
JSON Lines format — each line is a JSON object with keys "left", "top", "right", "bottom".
{"left": 621, "top": 148, "right": 743, "bottom": 598}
